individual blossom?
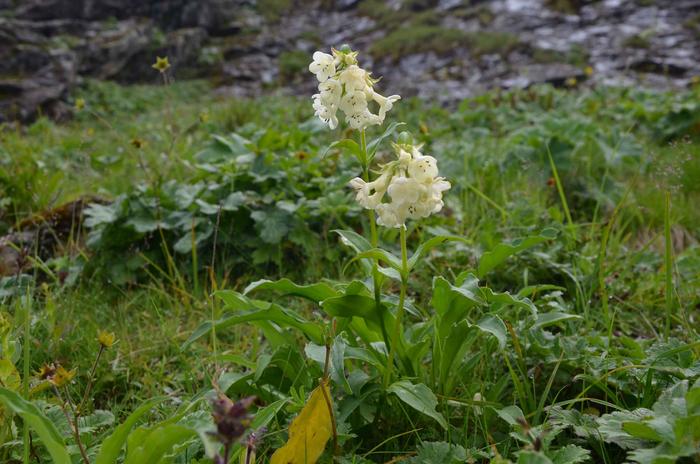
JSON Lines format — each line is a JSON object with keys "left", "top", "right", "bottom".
{"left": 97, "top": 330, "right": 117, "bottom": 349}
{"left": 50, "top": 366, "right": 77, "bottom": 387}
{"left": 152, "top": 56, "right": 170, "bottom": 73}
{"left": 349, "top": 169, "right": 392, "bottom": 209}
{"left": 309, "top": 47, "right": 400, "bottom": 131}
{"left": 308, "top": 51, "right": 336, "bottom": 83}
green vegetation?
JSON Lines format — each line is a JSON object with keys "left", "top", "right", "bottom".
{"left": 278, "top": 50, "right": 310, "bottom": 81}
{"left": 370, "top": 26, "right": 468, "bottom": 60}
{"left": 0, "top": 77, "right": 699, "bottom": 463}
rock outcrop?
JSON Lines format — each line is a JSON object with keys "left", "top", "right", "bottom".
{"left": 1, "top": 0, "right": 699, "bottom": 122}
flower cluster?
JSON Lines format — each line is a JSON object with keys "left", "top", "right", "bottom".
{"left": 309, "top": 48, "right": 400, "bottom": 130}
{"left": 349, "top": 144, "right": 450, "bottom": 228}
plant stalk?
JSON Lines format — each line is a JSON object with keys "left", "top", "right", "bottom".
{"left": 384, "top": 226, "right": 408, "bottom": 388}
{"left": 664, "top": 190, "right": 673, "bottom": 340}
{"left": 78, "top": 345, "right": 104, "bottom": 415}
{"left": 54, "top": 386, "right": 90, "bottom": 464}
{"left": 360, "top": 129, "right": 388, "bottom": 344}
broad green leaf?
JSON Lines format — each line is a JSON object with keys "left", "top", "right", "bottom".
{"left": 686, "top": 381, "right": 700, "bottom": 414}
{"left": 388, "top": 380, "right": 447, "bottom": 430}
{"left": 431, "top": 275, "right": 483, "bottom": 337}
{"left": 0, "top": 387, "right": 71, "bottom": 464}
{"left": 475, "top": 315, "right": 508, "bottom": 350}
{"left": 352, "top": 248, "right": 403, "bottom": 274}
{"left": 251, "top": 399, "right": 288, "bottom": 430}
{"left": 517, "top": 451, "right": 554, "bottom": 464}
{"left": 481, "top": 287, "right": 538, "bottom": 316}
{"left": 477, "top": 229, "right": 558, "bottom": 278}
{"left": 407, "top": 235, "right": 468, "bottom": 270}
{"left": 496, "top": 405, "right": 525, "bottom": 426}
{"left": 531, "top": 312, "right": 582, "bottom": 329}
{"left": 597, "top": 408, "right": 653, "bottom": 449}
{"left": 436, "top": 320, "right": 477, "bottom": 393}
{"left": 622, "top": 421, "right": 663, "bottom": 442}
{"left": 321, "top": 294, "right": 393, "bottom": 339}
{"left": 96, "top": 397, "right": 165, "bottom": 464}
{"left": 331, "top": 335, "right": 353, "bottom": 394}
{"left": 244, "top": 278, "right": 338, "bottom": 302}
{"left": 123, "top": 424, "right": 196, "bottom": 464}
{"left": 183, "top": 294, "right": 324, "bottom": 348}
{"left": 334, "top": 229, "right": 372, "bottom": 254}
{"left": 322, "top": 138, "right": 363, "bottom": 164}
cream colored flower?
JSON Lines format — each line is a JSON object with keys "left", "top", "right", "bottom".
{"left": 309, "top": 51, "right": 336, "bottom": 82}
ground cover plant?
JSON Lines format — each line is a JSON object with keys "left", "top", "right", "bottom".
{"left": 0, "top": 45, "right": 698, "bottom": 464}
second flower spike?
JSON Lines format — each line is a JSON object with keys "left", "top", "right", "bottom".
{"left": 349, "top": 142, "right": 451, "bottom": 229}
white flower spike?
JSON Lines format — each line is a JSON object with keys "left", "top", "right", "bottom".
{"left": 309, "top": 47, "right": 400, "bottom": 131}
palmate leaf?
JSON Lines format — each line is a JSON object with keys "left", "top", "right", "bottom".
{"left": 407, "top": 441, "right": 469, "bottom": 463}
{"left": 0, "top": 387, "right": 71, "bottom": 464}
{"left": 550, "top": 444, "right": 591, "bottom": 464}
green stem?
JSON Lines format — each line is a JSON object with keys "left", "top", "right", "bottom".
{"left": 664, "top": 190, "right": 673, "bottom": 340}
{"left": 77, "top": 346, "right": 104, "bottom": 415}
{"left": 22, "top": 289, "right": 30, "bottom": 464}
{"left": 360, "top": 130, "right": 387, "bottom": 343}
{"left": 384, "top": 226, "right": 408, "bottom": 388}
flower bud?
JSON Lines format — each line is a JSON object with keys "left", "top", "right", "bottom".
{"left": 397, "top": 131, "right": 413, "bottom": 146}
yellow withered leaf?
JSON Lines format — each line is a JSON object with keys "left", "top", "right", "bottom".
{"left": 270, "top": 379, "right": 333, "bottom": 464}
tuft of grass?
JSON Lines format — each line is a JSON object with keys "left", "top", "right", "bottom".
{"left": 370, "top": 26, "right": 467, "bottom": 60}
{"left": 465, "top": 31, "right": 521, "bottom": 57}
{"left": 278, "top": 49, "right": 310, "bottom": 81}
{"left": 256, "top": 0, "right": 292, "bottom": 23}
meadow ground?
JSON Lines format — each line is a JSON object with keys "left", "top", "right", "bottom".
{"left": 0, "top": 79, "right": 698, "bottom": 463}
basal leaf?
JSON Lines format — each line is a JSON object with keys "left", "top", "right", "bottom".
{"left": 477, "top": 229, "right": 558, "bottom": 278}
{"left": 244, "top": 278, "right": 338, "bottom": 302}
{"left": 96, "top": 397, "right": 165, "bottom": 464}
{"left": 0, "top": 387, "right": 71, "bottom": 464}
{"left": 388, "top": 380, "right": 447, "bottom": 430}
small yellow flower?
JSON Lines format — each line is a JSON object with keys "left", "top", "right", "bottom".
{"left": 199, "top": 111, "right": 209, "bottom": 123}
{"left": 36, "top": 363, "right": 57, "bottom": 380}
{"left": 565, "top": 77, "right": 578, "bottom": 87}
{"left": 152, "top": 56, "right": 171, "bottom": 73}
{"left": 97, "top": 330, "right": 117, "bottom": 348}
{"left": 74, "top": 98, "right": 86, "bottom": 111}
{"left": 584, "top": 66, "right": 594, "bottom": 77}
{"left": 50, "top": 366, "right": 76, "bottom": 387}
